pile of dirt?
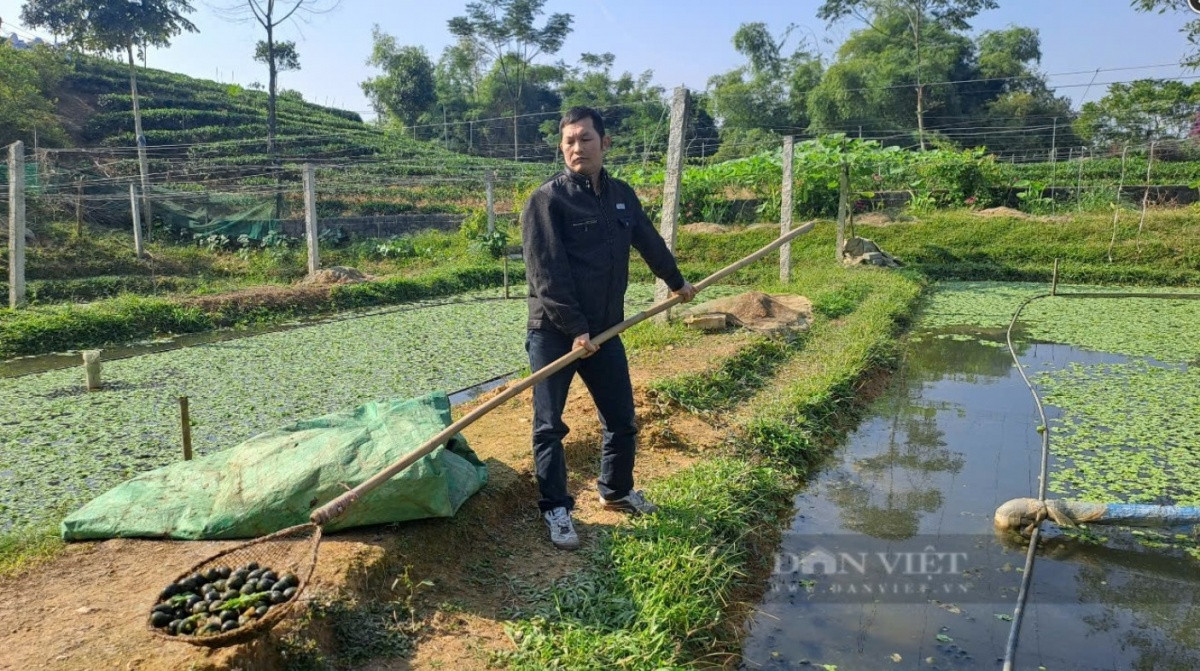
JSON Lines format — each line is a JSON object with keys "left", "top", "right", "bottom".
{"left": 680, "top": 291, "right": 812, "bottom": 333}
{"left": 856, "top": 211, "right": 913, "bottom": 227}
{"left": 180, "top": 285, "right": 332, "bottom": 322}
{"left": 973, "top": 206, "right": 1030, "bottom": 219}
{"left": 299, "top": 266, "right": 369, "bottom": 285}
{"left": 681, "top": 223, "right": 729, "bottom": 234}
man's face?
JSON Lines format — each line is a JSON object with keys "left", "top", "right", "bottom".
{"left": 560, "top": 117, "right": 611, "bottom": 179}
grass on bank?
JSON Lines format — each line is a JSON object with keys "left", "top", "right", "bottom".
{"left": 629, "top": 207, "right": 1200, "bottom": 289}
{"left": 0, "top": 512, "right": 67, "bottom": 579}
{"left": 0, "top": 262, "right": 516, "bottom": 359}
{"left": 502, "top": 264, "right": 923, "bottom": 669}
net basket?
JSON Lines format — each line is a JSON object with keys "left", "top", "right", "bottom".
{"left": 146, "top": 523, "right": 322, "bottom": 647}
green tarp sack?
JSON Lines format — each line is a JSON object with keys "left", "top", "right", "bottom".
{"left": 61, "top": 392, "right": 487, "bottom": 541}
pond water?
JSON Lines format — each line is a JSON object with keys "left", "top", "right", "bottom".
{"left": 0, "top": 290, "right": 521, "bottom": 379}
{"left": 739, "top": 326, "right": 1200, "bottom": 671}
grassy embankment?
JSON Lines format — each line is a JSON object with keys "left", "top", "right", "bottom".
{"left": 0, "top": 224, "right": 520, "bottom": 359}
{"left": 500, "top": 263, "right": 921, "bottom": 668}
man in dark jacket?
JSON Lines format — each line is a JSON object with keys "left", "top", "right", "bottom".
{"left": 522, "top": 106, "right": 697, "bottom": 550}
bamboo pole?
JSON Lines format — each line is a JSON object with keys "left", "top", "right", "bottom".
{"left": 780, "top": 135, "right": 794, "bottom": 283}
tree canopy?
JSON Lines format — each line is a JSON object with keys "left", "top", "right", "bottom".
{"left": 1075, "top": 79, "right": 1200, "bottom": 149}
{"left": 21, "top": 0, "right": 197, "bottom": 56}
{"left": 362, "top": 26, "right": 436, "bottom": 127}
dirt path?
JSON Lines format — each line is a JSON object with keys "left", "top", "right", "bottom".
{"left": 0, "top": 333, "right": 746, "bottom": 671}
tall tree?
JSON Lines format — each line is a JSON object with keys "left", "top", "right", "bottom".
{"left": 807, "top": 11, "right": 974, "bottom": 142}
{"left": 1132, "top": 1, "right": 1200, "bottom": 68}
{"left": 557, "top": 52, "right": 668, "bottom": 163}
{"left": 969, "top": 27, "right": 1076, "bottom": 154}
{"left": 817, "top": 0, "right": 997, "bottom": 149}
{"left": 448, "top": 0, "right": 572, "bottom": 160}
{"left": 706, "top": 22, "right": 822, "bottom": 160}
{"left": 21, "top": 0, "right": 197, "bottom": 232}
{"left": 1075, "top": 79, "right": 1200, "bottom": 149}
{"left": 361, "top": 27, "right": 436, "bottom": 128}
{"left": 220, "top": 0, "right": 336, "bottom": 217}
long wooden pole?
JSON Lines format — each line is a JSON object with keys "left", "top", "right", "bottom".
{"left": 310, "top": 221, "right": 817, "bottom": 525}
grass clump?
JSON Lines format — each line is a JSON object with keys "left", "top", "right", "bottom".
{"left": 0, "top": 519, "right": 66, "bottom": 578}
{"left": 503, "top": 458, "right": 790, "bottom": 670}
{"left": 621, "top": 319, "right": 701, "bottom": 353}
{"left": 651, "top": 332, "right": 804, "bottom": 414}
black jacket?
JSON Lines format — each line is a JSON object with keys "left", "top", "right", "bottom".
{"left": 522, "top": 168, "right": 685, "bottom": 337}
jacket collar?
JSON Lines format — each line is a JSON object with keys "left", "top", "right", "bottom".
{"left": 563, "top": 166, "right": 608, "bottom": 191}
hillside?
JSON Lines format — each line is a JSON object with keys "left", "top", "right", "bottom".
{"left": 59, "top": 56, "right": 407, "bottom": 166}
{"left": 18, "top": 54, "right": 552, "bottom": 225}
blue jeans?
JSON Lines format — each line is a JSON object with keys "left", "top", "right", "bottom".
{"left": 526, "top": 328, "right": 637, "bottom": 512}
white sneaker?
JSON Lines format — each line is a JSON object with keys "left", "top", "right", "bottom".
{"left": 543, "top": 506, "right": 580, "bottom": 550}
{"left": 601, "top": 489, "right": 660, "bottom": 515}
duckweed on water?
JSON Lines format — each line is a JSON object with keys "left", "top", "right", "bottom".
{"left": 0, "top": 298, "right": 527, "bottom": 530}
{"left": 922, "top": 281, "right": 1200, "bottom": 362}
{"left": 1040, "top": 362, "right": 1200, "bottom": 506}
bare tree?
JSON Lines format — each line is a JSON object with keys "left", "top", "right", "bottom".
{"left": 219, "top": 0, "right": 338, "bottom": 215}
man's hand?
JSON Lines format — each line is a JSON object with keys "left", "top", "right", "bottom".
{"left": 572, "top": 333, "right": 600, "bottom": 357}
{"left": 672, "top": 281, "right": 698, "bottom": 303}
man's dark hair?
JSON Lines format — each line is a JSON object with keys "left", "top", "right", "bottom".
{"left": 560, "top": 106, "right": 606, "bottom": 137}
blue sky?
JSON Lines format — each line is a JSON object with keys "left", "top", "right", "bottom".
{"left": 0, "top": 0, "right": 1195, "bottom": 117}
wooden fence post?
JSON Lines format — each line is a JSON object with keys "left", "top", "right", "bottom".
{"left": 836, "top": 160, "right": 850, "bottom": 262}
{"left": 179, "top": 396, "right": 193, "bottom": 461}
{"left": 486, "top": 171, "right": 495, "bottom": 235}
{"left": 654, "top": 86, "right": 689, "bottom": 321}
{"left": 303, "top": 163, "right": 319, "bottom": 275}
{"left": 780, "top": 135, "right": 794, "bottom": 284}
{"left": 82, "top": 350, "right": 103, "bottom": 391}
{"left": 129, "top": 184, "right": 144, "bottom": 258}
{"left": 8, "top": 141, "right": 26, "bottom": 309}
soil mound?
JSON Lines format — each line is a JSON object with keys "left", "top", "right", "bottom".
{"left": 680, "top": 291, "right": 812, "bottom": 333}
{"left": 181, "top": 285, "right": 331, "bottom": 318}
{"left": 856, "top": 211, "right": 913, "bottom": 227}
{"left": 681, "top": 223, "right": 728, "bottom": 234}
{"left": 300, "top": 266, "right": 368, "bottom": 285}
{"left": 973, "top": 206, "right": 1030, "bottom": 219}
